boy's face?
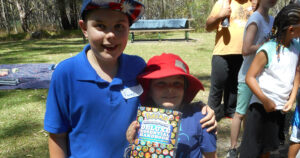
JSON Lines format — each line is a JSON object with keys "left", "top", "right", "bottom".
{"left": 260, "top": 0, "right": 277, "bottom": 8}
{"left": 79, "top": 9, "right": 130, "bottom": 62}
{"left": 149, "top": 75, "right": 185, "bottom": 109}
{"left": 290, "top": 23, "right": 300, "bottom": 39}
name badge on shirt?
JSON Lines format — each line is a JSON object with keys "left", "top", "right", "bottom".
{"left": 121, "top": 84, "right": 143, "bottom": 99}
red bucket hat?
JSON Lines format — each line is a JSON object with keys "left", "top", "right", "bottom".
{"left": 138, "top": 53, "right": 204, "bottom": 105}
{"left": 81, "top": 0, "right": 144, "bottom": 24}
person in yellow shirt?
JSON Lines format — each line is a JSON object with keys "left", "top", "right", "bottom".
{"left": 205, "top": 0, "right": 255, "bottom": 121}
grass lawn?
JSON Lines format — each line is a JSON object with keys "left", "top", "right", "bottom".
{"left": 0, "top": 32, "right": 216, "bottom": 157}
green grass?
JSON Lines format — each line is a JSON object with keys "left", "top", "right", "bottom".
{"left": 0, "top": 32, "right": 215, "bottom": 157}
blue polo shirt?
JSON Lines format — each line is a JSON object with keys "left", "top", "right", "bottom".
{"left": 44, "top": 44, "right": 146, "bottom": 158}
{"left": 176, "top": 104, "right": 217, "bottom": 158}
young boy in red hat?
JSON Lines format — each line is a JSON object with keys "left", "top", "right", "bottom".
{"left": 127, "top": 53, "right": 217, "bottom": 158}
{"left": 44, "top": 1, "right": 216, "bottom": 158}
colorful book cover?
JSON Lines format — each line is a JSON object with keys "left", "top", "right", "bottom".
{"left": 130, "top": 106, "right": 182, "bottom": 158}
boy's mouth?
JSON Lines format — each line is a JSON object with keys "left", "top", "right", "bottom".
{"left": 102, "top": 45, "right": 118, "bottom": 51}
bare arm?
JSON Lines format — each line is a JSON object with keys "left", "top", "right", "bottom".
{"left": 126, "top": 121, "right": 140, "bottom": 144}
{"left": 206, "top": 1, "right": 231, "bottom": 32}
{"left": 49, "top": 133, "right": 68, "bottom": 158}
{"left": 242, "top": 23, "right": 261, "bottom": 56}
{"left": 282, "top": 65, "right": 300, "bottom": 113}
{"left": 204, "top": 152, "right": 217, "bottom": 158}
{"left": 245, "top": 51, "right": 276, "bottom": 112}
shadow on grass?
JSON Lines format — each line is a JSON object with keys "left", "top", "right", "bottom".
{"left": 0, "top": 39, "right": 85, "bottom": 64}
{"left": 197, "top": 47, "right": 212, "bottom": 53}
{"left": 0, "top": 120, "right": 41, "bottom": 139}
{"left": 1, "top": 144, "right": 49, "bottom": 158}
{"left": 193, "top": 74, "right": 211, "bottom": 88}
{"left": 0, "top": 89, "right": 48, "bottom": 111}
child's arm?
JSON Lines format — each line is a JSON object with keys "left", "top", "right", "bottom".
{"left": 203, "top": 152, "right": 217, "bottom": 158}
{"left": 126, "top": 121, "right": 140, "bottom": 144}
{"left": 242, "top": 23, "right": 262, "bottom": 56}
{"left": 245, "top": 51, "right": 276, "bottom": 112}
{"left": 48, "top": 133, "right": 67, "bottom": 158}
{"left": 206, "top": 0, "right": 231, "bottom": 32}
{"left": 200, "top": 105, "right": 217, "bottom": 132}
{"left": 283, "top": 65, "right": 300, "bottom": 113}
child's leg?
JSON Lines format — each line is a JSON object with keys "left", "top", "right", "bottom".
{"left": 289, "top": 103, "right": 300, "bottom": 158}
{"left": 230, "top": 83, "right": 252, "bottom": 149}
{"left": 260, "top": 110, "right": 284, "bottom": 157}
{"left": 240, "top": 103, "right": 265, "bottom": 158}
{"left": 288, "top": 142, "right": 300, "bottom": 158}
{"left": 230, "top": 112, "right": 244, "bottom": 149}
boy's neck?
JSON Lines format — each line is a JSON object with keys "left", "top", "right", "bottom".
{"left": 86, "top": 49, "right": 118, "bottom": 82}
{"left": 235, "top": 0, "right": 248, "bottom": 4}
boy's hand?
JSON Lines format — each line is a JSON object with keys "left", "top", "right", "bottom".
{"left": 200, "top": 105, "right": 217, "bottom": 132}
{"left": 262, "top": 98, "right": 276, "bottom": 112}
{"left": 282, "top": 100, "right": 294, "bottom": 113}
{"left": 126, "top": 121, "right": 140, "bottom": 144}
{"left": 218, "top": 0, "right": 231, "bottom": 19}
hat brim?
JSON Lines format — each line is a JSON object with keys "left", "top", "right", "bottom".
{"left": 138, "top": 69, "right": 204, "bottom": 105}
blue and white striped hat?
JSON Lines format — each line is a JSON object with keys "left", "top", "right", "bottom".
{"left": 81, "top": 0, "right": 144, "bottom": 24}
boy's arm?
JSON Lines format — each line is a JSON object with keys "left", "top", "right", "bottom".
{"left": 49, "top": 133, "right": 68, "bottom": 158}
{"left": 126, "top": 121, "right": 140, "bottom": 144}
{"left": 205, "top": 0, "right": 231, "bottom": 32}
{"left": 203, "top": 152, "right": 217, "bottom": 158}
{"left": 282, "top": 65, "right": 300, "bottom": 113}
{"left": 242, "top": 23, "right": 261, "bottom": 56}
{"left": 245, "top": 51, "right": 276, "bottom": 112}
{"left": 200, "top": 105, "right": 217, "bottom": 132}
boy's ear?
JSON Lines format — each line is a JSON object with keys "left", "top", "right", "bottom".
{"left": 79, "top": 20, "right": 88, "bottom": 38}
{"left": 288, "top": 25, "right": 296, "bottom": 33}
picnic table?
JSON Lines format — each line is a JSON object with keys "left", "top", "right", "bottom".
{"left": 129, "top": 18, "right": 195, "bottom": 42}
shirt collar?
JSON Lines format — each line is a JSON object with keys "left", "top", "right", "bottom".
{"left": 74, "top": 44, "right": 125, "bottom": 85}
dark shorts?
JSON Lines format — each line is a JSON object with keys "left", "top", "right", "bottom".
{"left": 239, "top": 103, "right": 284, "bottom": 158}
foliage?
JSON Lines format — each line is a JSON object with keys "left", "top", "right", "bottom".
{"left": 0, "top": 0, "right": 289, "bottom": 34}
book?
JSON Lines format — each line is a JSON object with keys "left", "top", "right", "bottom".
{"left": 130, "top": 106, "right": 182, "bottom": 158}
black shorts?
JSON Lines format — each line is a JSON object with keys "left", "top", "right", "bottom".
{"left": 239, "top": 103, "right": 285, "bottom": 158}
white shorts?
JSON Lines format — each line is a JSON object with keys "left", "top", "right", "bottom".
{"left": 291, "top": 125, "right": 300, "bottom": 143}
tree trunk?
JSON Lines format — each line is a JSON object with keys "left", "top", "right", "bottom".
{"left": 69, "top": 0, "right": 78, "bottom": 29}
{"left": 1, "top": 0, "right": 9, "bottom": 33}
{"left": 9, "top": 2, "right": 18, "bottom": 33}
{"left": 56, "top": 0, "right": 72, "bottom": 30}
{"left": 15, "top": 0, "right": 28, "bottom": 32}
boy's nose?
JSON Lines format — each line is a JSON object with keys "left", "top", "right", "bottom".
{"left": 106, "top": 31, "right": 116, "bottom": 38}
{"left": 103, "top": 31, "right": 116, "bottom": 43}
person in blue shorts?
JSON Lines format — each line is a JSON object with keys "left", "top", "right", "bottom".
{"left": 127, "top": 53, "right": 217, "bottom": 158}
{"left": 288, "top": 93, "right": 300, "bottom": 158}
{"left": 43, "top": 0, "right": 217, "bottom": 157}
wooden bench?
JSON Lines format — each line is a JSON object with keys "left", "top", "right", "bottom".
{"left": 129, "top": 19, "right": 194, "bottom": 42}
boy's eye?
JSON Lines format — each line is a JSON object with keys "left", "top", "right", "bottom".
{"left": 115, "top": 24, "right": 125, "bottom": 31}
{"left": 173, "top": 82, "right": 184, "bottom": 88}
{"left": 97, "top": 24, "right": 106, "bottom": 29}
{"left": 154, "top": 82, "right": 167, "bottom": 88}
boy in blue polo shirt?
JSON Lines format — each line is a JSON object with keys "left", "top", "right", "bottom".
{"left": 44, "top": 0, "right": 145, "bottom": 157}
{"left": 44, "top": 0, "right": 216, "bottom": 157}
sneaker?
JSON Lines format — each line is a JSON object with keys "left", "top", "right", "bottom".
{"left": 226, "top": 148, "right": 238, "bottom": 158}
